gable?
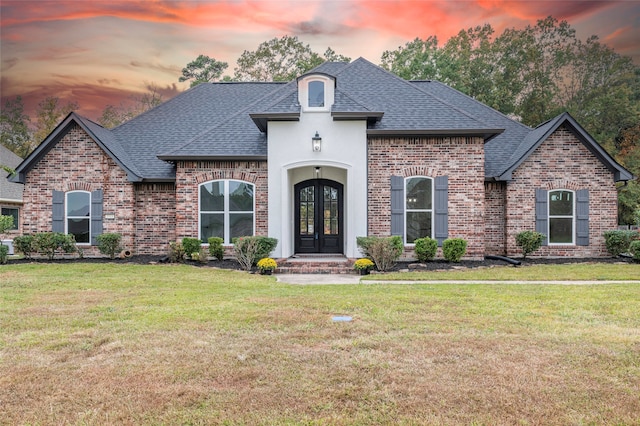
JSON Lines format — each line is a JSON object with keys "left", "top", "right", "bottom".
{"left": 497, "top": 112, "right": 633, "bottom": 182}
{"left": 11, "top": 113, "right": 142, "bottom": 184}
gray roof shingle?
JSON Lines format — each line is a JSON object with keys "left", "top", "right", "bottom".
{"left": 1, "top": 145, "right": 23, "bottom": 202}
{"left": 12, "top": 57, "right": 631, "bottom": 184}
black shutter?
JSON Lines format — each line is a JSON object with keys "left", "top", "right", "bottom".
{"left": 390, "top": 176, "right": 404, "bottom": 239}
{"left": 91, "top": 189, "right": 103, "bottom": 246}
{"left": 535, "top": 188, "right": 548, "bottom": 246}
{"left": 52, "top": 190, "right": 64, "bottom": 233}
{"left": 576, "top": 189, "right": 589, "bottom": 246}
{"left": 434, "top": 176, "right": 448, "bottom": 246}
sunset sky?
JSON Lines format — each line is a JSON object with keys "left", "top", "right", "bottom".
{"left": 1, "top": 0, "right": 639, "bottom": 121}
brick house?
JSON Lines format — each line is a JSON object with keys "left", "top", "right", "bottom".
{"left": 9, "top": 58, "right": 632, "bottom": 259}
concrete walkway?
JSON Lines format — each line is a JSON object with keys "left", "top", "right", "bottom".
{"left": 276, "top": 274, "right": 640, "bottom": 285}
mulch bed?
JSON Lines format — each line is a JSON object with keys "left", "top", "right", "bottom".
{"left": 4, "top": 254, "right": 635, "bottom": 271}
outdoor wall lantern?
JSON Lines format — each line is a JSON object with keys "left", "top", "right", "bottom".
{"left": 312, "top": 131, "right": 322, "bottom": 152}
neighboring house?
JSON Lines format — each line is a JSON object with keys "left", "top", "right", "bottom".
{"left": 1, "top": 144, "right": 23, "bottom": 237}
{"left": 9, "top": 58, "right": 633, "bottom": 259}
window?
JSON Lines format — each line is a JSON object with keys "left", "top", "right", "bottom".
{"left": 308, "top": 81, "right": 325, "bottom": 107}
{"left": 200, "top": 180, "right": 254, "bottom": 244}
{"left": 405, "top": 177, "right": 433, "bottom": 243}
{"left": 66, "top": 191, "right": 91, "bottom": 244}
{"left": 1, "top": 207, "right": 19, "bottom": 230}
{"left": 548, "top": 190, "right": 574, "bottom": 244}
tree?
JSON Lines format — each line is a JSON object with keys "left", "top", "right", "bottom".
{"left": 323, "top": 47, "right": 351, "bottom": 63}
{"left": 380, "top": 16, "right": 640, "bottom": 224}
{"left": 233, "top": 36, "right": 349, "bottom": 82}
{"left": 0, "top": 96, "right": 32, "bottom": 157}
{"left": 179, "top": 54, "right": 228, "bottom": 87}
{"left": 32, "top": 97, "right": 78, "bottom": 144}
{"left": 380, "top": 36, "right": 444, "bottom": 81}
{"left": 98, "top": 83, "right": 165, "bottom": 129}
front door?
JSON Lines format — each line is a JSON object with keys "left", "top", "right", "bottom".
{"left": 294, "top": 179, "right": 343, "bottom": 254}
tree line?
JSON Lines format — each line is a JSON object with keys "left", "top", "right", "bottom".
{"left": 2, "top": 17, "right": 638, "bottom": 223}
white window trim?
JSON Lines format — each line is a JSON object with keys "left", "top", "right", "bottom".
{"left": 198, "top": 179, "right": 256, "bottom": 245}
{"left": 548, "top": 189, "right": 575, "bottom": 245}
{"left": 65, "top": 190, "right": 91, "bottom": 245}
{"left": 300, "top": 76, "right": 333, "bottom": 112}
{"left": 404, "top": 176, "right": 434, "bottom": 245}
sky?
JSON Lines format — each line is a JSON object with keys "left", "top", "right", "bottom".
{"left": 1, "top": 0, "right": 639, "bottom": 121}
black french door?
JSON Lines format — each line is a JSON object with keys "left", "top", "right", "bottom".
{"left": 294, "top": 179, "right": 343, "bottom": 254}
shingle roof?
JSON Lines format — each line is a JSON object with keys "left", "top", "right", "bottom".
{"left": 12, "top": 57, "right": 632, "bottom": 183}
{"left": 113, "top": 82, "right": 284, "bottom": 179}
{"left": 1, "top": 144, "right": 23, "bottom": 202}
{"left": 410, "top": 80, "right": 532, "bottom": 177}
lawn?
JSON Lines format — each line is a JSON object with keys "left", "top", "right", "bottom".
{"left": 1, "top": 263, "right": 639, "bottom": 425}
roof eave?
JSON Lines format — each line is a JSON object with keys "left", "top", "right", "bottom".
{"left": 331, "top": 111, "right": 384, "bottom": 122}
{"left": 157, "top": 154, "right": 268, "bottom": 162}
{"left": 249, "top": 112, "right": 300, "bottom": 132}
{"left": 367, "top": 128, "right": 504, "bottom": 140}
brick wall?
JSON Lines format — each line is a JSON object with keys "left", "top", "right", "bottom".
{"left": 484, "top": 182, "right": 506, "bottom": 255}
{"left": 175, "top": 160, "right": 268, "bottom": 242}
{"left": 368, "top": 136, "right": 486, "bottom": 259}
{"left": 22, "top": 124, "right": 136, "bottom": 256}
{"left": 505, "top": 125, "right": 617, "bottom": 257}
{"left": 134, "top": 183, "right": 176, "bottom": 254}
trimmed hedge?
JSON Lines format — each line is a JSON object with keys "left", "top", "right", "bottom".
{"left": 515, "top": 230, "right": 545, "bottom": 259}
{"left": 442, "top": 238, "right": 467, "bottom": 262}
{"left": 414, "top": 237, "right": 438, "bottom": 262}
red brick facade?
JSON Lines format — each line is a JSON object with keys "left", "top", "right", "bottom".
{"left": 21, "top": 125, "right": 136, "bottom": 256}
{"left": 484, "top": 182, "right": 507, "bottom": 255}
{"left": 134, "top": 183, "right": 176, "bottom": 254}
{"left": 367, "top": 136, "right": 486, "bottom": 259}
{"left": 174, "top": 160, "right": 269, "bottom": 241}
{"left": 504, "top": 125, "right": 617, "bottom": 257}
{"left": 17, "top": 123, "right": 620, "bottom": 259}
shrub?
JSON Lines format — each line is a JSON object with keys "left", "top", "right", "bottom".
{"left": 0, "top": 244, "right": 8, "bottom": 264}
{"left": 442, "top": 238, "right": 467, "bottom": 262}
{"left": 603, "top": 230, "right": 638, "bottom": 257}
{"left": 414, "top": 237, "right": 438, "bottom": 262}
{"left": 13, "top": 234, "right": 35, "bottom": 259}
{"left": 208, "top": 237, "right": 224, "bottom": 261}
{"left": 96, "top": 233, "right": 122, "bottom": 259}
{"left": 255, "top": 236, "right": 278, "bottom": 261}
{"left": 0, "top": 214, "right": 14, "bottom": 235}
{"left": 33, "top": 232, "right": 77, "bottom": 260}
{"left": 257, "top": 257, "right": 277, "bottom": 273}
{"left": 233, "top": 236, "right": 278, "bottom": 271}
{"left": 515, "top": 230, "right": 545, "bottom": 259}
{"left": 181, "top": 237, "right": 201, "bottom": 259}
{"left": 630, "top": 240, "right": 640, "bottom": 261}
{"left": 168, "top": 241, "right": 186, "bottom": 263}
{"left": 233, "top": 237, "right": 259, "bottom": 271}
{"left": 353, "top": 258, "right": 374, "bottom": 271}
{"left": 357, "top": 236, "right": 403, "bottom": 272}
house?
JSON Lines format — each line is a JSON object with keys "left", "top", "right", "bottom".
{"left": 1, "top": 144, "right": 23, "bottom": 252}
{"left": 9, "top": 58, "right": 633, "bottom": 259}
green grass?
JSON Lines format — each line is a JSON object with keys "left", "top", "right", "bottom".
{"left": 1, "top": 263, "right": 639, "bottom": 425}
{"left": 367, "top": 262, "right": 640, "bottom": 281}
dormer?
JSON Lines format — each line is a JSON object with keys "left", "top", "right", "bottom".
{"left": 298, "top": 73, "right": 335, "bottom": 112}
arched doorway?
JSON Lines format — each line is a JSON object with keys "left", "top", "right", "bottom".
{"left": 294, "top": 179, "right": 343, "bottom": 254}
